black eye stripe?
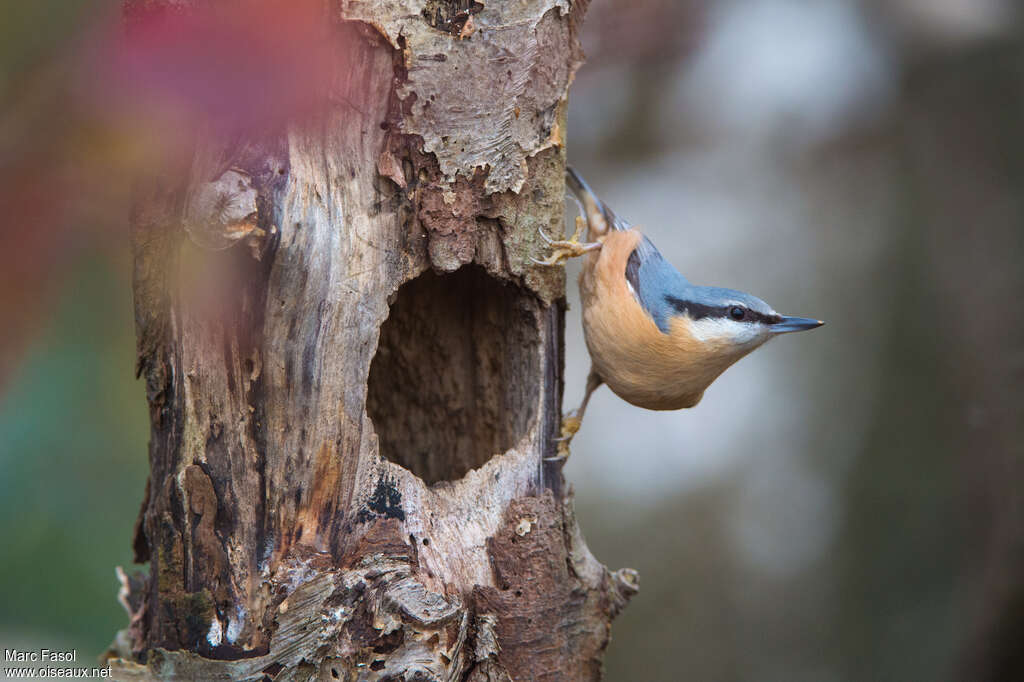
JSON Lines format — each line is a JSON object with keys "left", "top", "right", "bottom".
{"left": 664, "top": 296, "right": 781, "bottom": 325}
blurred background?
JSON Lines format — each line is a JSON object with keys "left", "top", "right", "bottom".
{"left": 1, "top": 0, "right": 1022, "bottom": 680}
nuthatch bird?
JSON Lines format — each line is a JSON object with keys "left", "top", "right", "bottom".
{"left": 536, "top": 167, "right": 823, "bottom": 458}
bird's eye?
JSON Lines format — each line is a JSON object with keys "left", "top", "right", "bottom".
{"left": 729, "top": 306, "right": 745, "bottom": 320}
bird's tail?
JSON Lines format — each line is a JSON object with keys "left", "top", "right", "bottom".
{"left": 566, "top": 166, "right": 629, "bottom": 238}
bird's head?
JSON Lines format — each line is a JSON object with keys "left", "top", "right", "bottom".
{"left": 665, "top": 286, "right": 823, "bottom": 357}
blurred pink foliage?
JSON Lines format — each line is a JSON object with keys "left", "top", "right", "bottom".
{"left": 0, "top": 0, "right": 336, "bottom": 385}
{"left": 118, "top": 0, "right": 336, "bottom": 133}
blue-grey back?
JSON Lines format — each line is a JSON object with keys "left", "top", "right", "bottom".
{"left": 626, "top": 236, "right": 691, "bottom": 333}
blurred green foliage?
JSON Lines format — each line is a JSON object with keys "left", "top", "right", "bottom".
{"left": 0, "top": 2, "right": 92, "bottom": 87}
{"left": 0, "top": 252, "right": 148, "bottom": 655}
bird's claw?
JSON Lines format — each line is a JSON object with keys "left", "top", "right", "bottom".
{"left": 543, "top": 412, "right": 583, "bottom": 462}
{"left": 533, "top": 216, "right": 601, "bottom": 267}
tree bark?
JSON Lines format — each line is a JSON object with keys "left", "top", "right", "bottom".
{"left": 107, "top": 0, "right": 636, "bottom": 679}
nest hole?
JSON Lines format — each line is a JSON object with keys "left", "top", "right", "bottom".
{"left": 367, "top": 266, "right": 539, "bottom": 484}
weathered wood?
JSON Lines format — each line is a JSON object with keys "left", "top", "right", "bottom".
{"left": 108, "top": 0, "right": 636, "bottom": 679}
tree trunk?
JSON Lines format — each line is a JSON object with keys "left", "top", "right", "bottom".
{"left": 107, "top": 0, "right": 636, "bottom": 679}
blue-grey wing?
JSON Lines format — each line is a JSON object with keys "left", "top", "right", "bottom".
{"left": 564, "top": 167, "right": 688, "bottom": 331}
{"left": 625, "top": 235, "right": 690, "bottom": 334}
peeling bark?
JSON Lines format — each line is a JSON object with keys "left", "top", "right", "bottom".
{"left": 108, "top": 0, "right": 633, "bottom": 679}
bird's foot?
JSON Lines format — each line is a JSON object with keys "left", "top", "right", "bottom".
{"left": 531, "top": 216, "right": 601, "bottom": 266}
{"left": 544, "top": 412, "right": 583, "bottom": 462}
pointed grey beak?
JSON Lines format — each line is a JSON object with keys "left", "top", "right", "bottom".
{"left": 772, "top": 316, "right": 824, "bottom": 333}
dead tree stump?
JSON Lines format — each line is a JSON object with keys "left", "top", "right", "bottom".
{"left": 108, "top": 0, "right": 637, "bottom": 679}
